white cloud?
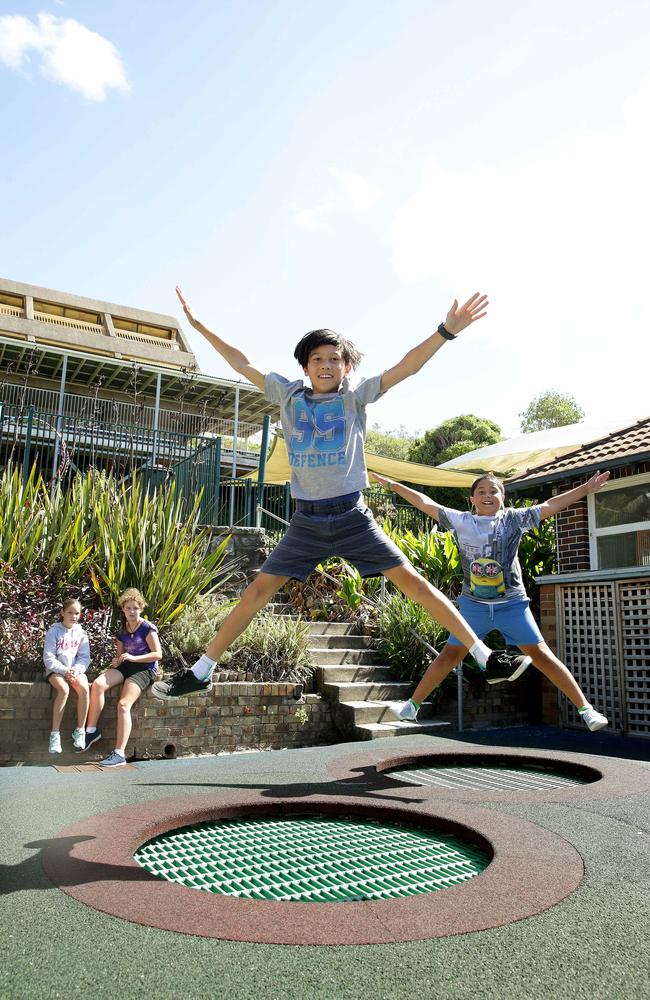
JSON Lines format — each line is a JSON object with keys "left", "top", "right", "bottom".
{"left": 291, "top": 205, "right": 331, "bottom": 232}
{"left": 327, "top": 168, "right": 382, "bottom": 211}
{"left": 291, "top": 168, "right": 382, "bottom": 230}
{"left": 0, "top": 11, "right": 130, "bottom": 101}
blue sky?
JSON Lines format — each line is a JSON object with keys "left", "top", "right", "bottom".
{"left": 2, "top": 0, "right": 649, "bottom": 436}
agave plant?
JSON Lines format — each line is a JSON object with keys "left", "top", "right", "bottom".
{"left": 0, "top": 463, "right": 236, "bottom": 628}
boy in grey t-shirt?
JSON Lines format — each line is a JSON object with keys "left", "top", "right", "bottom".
{"left": 153, "top": 287, "right": 532, "bottom": 700}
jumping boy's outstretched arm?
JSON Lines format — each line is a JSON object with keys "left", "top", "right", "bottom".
{"left": 371, "top": 473, "right": 442, "bottom": 522}
{"left": 175, "top": 286, "right": 266, "bottom": 391}
{"left": 380, "top": 293, "right": 488, "bottom": 393}
{"left": 539, "top": 471, "right": 610, "bottom": 520}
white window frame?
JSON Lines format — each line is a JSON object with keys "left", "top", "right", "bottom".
{"left": 587, "top": 471, "right": 650, "bottom": 569}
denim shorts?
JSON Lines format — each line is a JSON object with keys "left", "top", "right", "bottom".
{"left": 447, "top": 596, "right": 543, "bottom": 648}
{"left": 260, "top": 492, "right": 408, "bottom": 581}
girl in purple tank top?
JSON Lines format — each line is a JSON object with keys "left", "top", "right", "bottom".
{"left": 85, "top": 588, "right": 162, "bottom": 767}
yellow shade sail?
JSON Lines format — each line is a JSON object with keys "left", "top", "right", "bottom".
{"left": 244, "top": 434, "right": 475, "bottom": 488}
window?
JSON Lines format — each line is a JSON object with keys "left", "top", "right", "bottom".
{"left": 588, "top": 472, "right": 650, "bottom": 570}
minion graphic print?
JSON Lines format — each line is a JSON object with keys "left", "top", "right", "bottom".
{"left": 469, "top": 558, "right": 506, "bottom": 599}
{"left": 437, "top": 504, "right": 543, "bottom": 604}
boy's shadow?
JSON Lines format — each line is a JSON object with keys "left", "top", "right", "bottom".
{"left": 0, "top": 837, "right": 158, "bottom": 896}
{"left": 136, "top": 764, "right": 424, "bottom": 803}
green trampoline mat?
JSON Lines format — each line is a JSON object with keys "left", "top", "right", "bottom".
{"left": 134, "top": 815, "right": 490, "bottom": 902}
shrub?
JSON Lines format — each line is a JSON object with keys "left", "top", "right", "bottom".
{"left": 164, "top": 597, "right": 314, "bottom": 685}
{"left": 284, "top": 558, "right": 380, "bottom": 626}
{"left": 372, "top": 592, "right": 447, "bottom": 686}
{"left": 164, "top": 595, "right": 233, "bottom": 661}
{"left": 228, "top": 610, "right": 314, "bottom": 684}
{"left": 383, "top": 524, "right": 463, "bottom": 597}
{"left": 0, "top": 464, "right": 237, "bottom": 627}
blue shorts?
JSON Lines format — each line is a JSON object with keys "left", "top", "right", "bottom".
{"left": 260, "top": 492, "right": 408, "bottom": 581}
{"left": 447, "top": 596, "right": 543, "bottom": 648}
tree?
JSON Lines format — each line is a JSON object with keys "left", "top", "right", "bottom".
{"left": 365, "top": 423, "right": 414, "bottom": 462}
{"left": 405, "top": 414, "right": 502, "bottom": 509}
{"left": 519, "top": 391, "right": 584, "bottom": 433}
{"left": 407, "top": 414, "right": 501, "bottom": 467}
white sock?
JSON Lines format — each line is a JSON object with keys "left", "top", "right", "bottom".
{"left": 50, "top": 730, "right": 60, "bottom": 736}
{"left": 470, "top": 642, "right": 492, "bottom": 668}
{"left": 191, "top": 654, "right": 216, "bottom": 681}
{"left": 86, "top": 727, "right": 96, "bottom": 734}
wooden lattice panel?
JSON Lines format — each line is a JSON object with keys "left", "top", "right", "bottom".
{"left": 556, "top": 584, "right": 623, "bottom": 731}
{"left": 618, "top": 580, "right": 650, "bottom": 736}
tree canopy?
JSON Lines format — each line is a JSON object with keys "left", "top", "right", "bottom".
{"left": 407, "top": 414, "right": 501, "bottom": 467}
{"left": 365, "top": 423, "right": 414, "bottom": 462}
{"left": 519, "top": 391, "right": 585, "bottom": 433}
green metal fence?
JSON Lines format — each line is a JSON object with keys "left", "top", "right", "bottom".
{"left": 0, "top": 402, "right": 431, "bottom": 534}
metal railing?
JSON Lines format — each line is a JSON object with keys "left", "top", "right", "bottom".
{"left": 0, "top": 386, "right": 263, "bottom": 450}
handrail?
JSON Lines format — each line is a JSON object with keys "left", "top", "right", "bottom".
{"left": 256, "top": 501, "right": 466, "bottom": 730}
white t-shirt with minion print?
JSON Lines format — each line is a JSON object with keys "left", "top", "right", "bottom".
{"left": 437, "top": 505, "right": 543, "bottom": 604}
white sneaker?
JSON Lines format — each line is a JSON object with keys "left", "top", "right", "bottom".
{"left": 72, "top": 727, "right": 85, "bottom": 751}
{"left": 581, "top": 706, "right": 608, "bottom": 732}
{"left": 48, "top": 732, "right": 62, "bottom": 754}
{"left": 396, "top": 700, "right": 419, "bottom": 722}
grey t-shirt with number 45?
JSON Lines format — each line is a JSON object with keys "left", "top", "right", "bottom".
{"left": 264, "top": 372, "right": 384, "bottom": 500}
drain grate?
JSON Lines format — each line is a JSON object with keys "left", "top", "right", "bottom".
{"left": 134, "top": 816, "right": 490, "bottom": 902}
{"left": 388, "top": 765, "right": 587, "bottom": 791}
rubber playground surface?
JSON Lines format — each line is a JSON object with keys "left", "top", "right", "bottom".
{"left": 2, "top": 725, "right": 650, "bottom": 1000}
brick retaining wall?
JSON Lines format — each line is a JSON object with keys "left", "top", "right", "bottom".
{"left": 0, "top": 682, "right": 337, "bottom": 764}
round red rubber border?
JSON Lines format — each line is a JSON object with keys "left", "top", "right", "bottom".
{"left": 327, "top": 746, "right": 650, "bottom": 804}
{"left": 41, "top": 789, "right": 583, "bottom": 945}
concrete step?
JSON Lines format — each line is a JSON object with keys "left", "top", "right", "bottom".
{"left": 315, "top": 664, "right": 394, "bottom": 686}
{"left": 309, "top": 648, "right": 380, "bottom": 666}
{"left": 322, "top": 680, "right": 412, "bottom": 703}
{"left": 308, "top": 633, "right": 372, "bottom": 650}
{"left": 355, "top": 719, "right": 452, "bottom": 740}
{"left": 307, "top": 622, "right": 367, "bottom": 636}
{"left": 335, "top": 699, "right": 436, "bottom": 725}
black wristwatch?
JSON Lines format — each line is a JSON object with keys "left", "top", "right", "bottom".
{"left": 437, "top": 322, "right": 456, "bottom": 340}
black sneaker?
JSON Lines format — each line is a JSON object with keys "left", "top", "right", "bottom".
{"left": 84, "top": 729, "right": 102, "bottom": 749}
{"left": 485, "top": 651, "right": 532, "bottom": 685}
{"left": 151, "top": 669, "right": 212, "bottom": 700}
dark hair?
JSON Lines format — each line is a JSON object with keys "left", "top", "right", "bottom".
{"left": 293, "top": 329, "right": 363, "bottom": 370}
{"left": 470, "top": 473, "right": 505, "bottom": 495}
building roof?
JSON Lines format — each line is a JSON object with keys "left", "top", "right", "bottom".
{"left": 507, "top": 416, "right": 650, "bottom": 488}
{"left": 0, "top": 278, "right": 278, "bottom": 426}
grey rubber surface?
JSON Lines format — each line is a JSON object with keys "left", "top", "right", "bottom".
{"left": 1, "top": 725, "right": 649, "bottom": 1000}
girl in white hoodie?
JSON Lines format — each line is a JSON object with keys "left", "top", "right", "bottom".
{"left": 43, "top": 598, "right": 91, "bottom": 754}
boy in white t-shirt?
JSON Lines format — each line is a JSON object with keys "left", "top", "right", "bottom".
{"left": 372, "top": 471, "right": 610, "bottom": 732}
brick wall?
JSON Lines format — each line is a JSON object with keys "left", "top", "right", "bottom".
{"left": 538, "top": 583, "right": 561, "bottom": 725}
{"left": 555, "top": 496, "right": 590, "bottom": 572}
{"left": 0, "top": 682, "right": 338, "bottom": 764}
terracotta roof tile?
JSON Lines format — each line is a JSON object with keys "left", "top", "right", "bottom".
{"left": 508, "top": 417, "right": 650, "bottom": 485}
